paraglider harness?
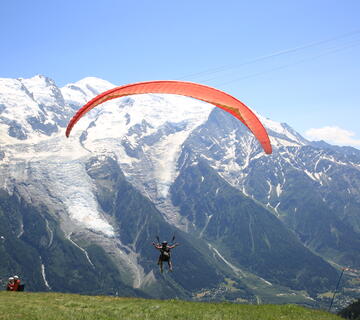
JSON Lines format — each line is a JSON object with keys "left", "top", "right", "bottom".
{"left": 159, "top": 245, "right": 171, "bottom": 262}
{"left": 18, "top": 284, "right": 25, "bottom": 291}
{"left": 153, "top": 235, "right": 178, "bottom": 263}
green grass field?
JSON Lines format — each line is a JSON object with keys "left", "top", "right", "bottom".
{"left": 0, "top": 292, "right": 342, "bottom": 320}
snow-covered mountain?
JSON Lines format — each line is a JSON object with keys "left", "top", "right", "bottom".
{"left": 1, "top": 75, "right": 214, "bottom": 233}
{"left": 1, "top": 75, "right": 359, "bottom": 308}
{"left": 0, "top": 75, "right": 310, "bottom": 233}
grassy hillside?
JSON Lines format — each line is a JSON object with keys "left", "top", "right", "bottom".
{"left": 0, "top": 292, "right": 342, "bottom": 320}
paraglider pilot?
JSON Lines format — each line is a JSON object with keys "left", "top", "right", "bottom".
{"left": 152, "top": 240, "right": 179, "bottom": 273}
{"left": 6, "top": 275, "right": 22, "bottom": 291}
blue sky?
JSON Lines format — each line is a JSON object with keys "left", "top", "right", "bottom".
{"left": 1, "top": 0, "right": 360, "bottom": 147}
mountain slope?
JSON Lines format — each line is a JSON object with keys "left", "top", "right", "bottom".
{"left": 171, "top": 158, "right": 337, "bottom": 295}
{"left": 1, "top": 75, "right": 359, "bottom": 308}
{"left": 181, "top": 108, "right": 360, "bottom": 268}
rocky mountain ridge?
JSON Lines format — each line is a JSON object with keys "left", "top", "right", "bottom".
{"left": 1, "top": 75, "right": 359, "bottom": 309}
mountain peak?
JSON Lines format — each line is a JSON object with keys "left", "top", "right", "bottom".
{"left": 69, "top": 77, "right": 114, "bottom": 89}
{"left": 61, "top": 77, "right": 115, "bottom": 108}
{"left": 20, "top": 74, "right": 56, "bottom": 86}
{"left": 1, "top": 75, "right": 360, "bottom": 306}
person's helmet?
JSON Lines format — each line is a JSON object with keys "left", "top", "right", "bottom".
{"left": 8, "top": 277, "right": 14, "bottom": 281}
{"left": 162, "top": 241, "right": 168, "bottom": 246}
{"left": 14, "top": 275, "right": 19, "bottom": 280}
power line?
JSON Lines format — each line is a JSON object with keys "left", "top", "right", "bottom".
{"left": 175, "top": 29, "right": 360, "bottom": 82}
{"left": 206, "top": 38, "right": 360, "bottom": 87}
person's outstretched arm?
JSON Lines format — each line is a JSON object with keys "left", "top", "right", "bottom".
{"left": 152, "top": 242, "right": 162, "bottom": 249}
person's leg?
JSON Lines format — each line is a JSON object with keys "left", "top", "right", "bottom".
{"left": 168, "top": 260, "right": 173, "bottom": 271}
{"left": 159, "top": 260, "right": 163, "bottom": 273}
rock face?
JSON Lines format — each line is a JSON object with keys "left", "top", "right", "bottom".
{"left": 0, "top": 75, "right": 359, "bottom": 308}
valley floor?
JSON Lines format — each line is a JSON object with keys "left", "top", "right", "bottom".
{"left": 0, "top": 292, "right": 342, "bottom": 320}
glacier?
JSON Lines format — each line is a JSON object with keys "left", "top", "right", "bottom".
{"left": 0, "top": 75, "right": 215, "bottom": 236}
{"left": 2, "top": 75, "right": 360, "bottom": 302}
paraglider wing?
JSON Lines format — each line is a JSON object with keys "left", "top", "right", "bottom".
{"left": 66, "top": 81, "right": 272, "bottom": 154}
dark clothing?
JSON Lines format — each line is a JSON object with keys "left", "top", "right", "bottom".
{"left": 159, "top": 246, "right": 171, "bottom": 261}
{"left": 152, "top": 242, "right": 179, "bottom": 272}
{"left": 153, "top": 243, "right": 176, "bottom": 260}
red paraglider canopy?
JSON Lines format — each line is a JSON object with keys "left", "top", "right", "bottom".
{"left": 66, "top": 80, "right": 272, "bottom": 154}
